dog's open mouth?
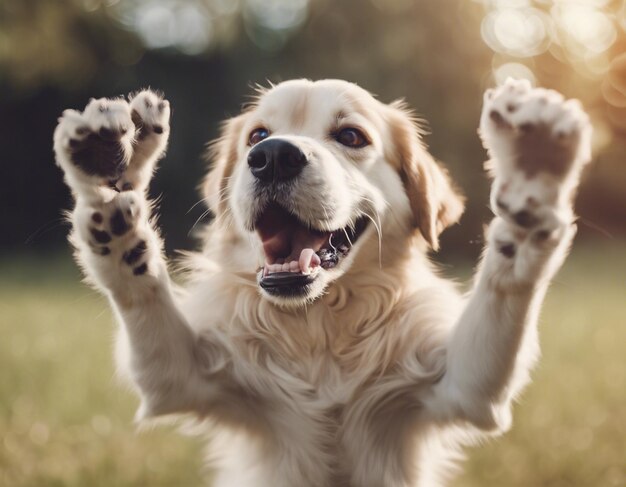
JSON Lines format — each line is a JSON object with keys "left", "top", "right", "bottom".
{"left": 254, "top": 202, "right": 369, "bottom": 296}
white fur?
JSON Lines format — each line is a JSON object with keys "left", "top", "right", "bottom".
{"left": 53, "top": 78, "right": 592, "bottom": 486}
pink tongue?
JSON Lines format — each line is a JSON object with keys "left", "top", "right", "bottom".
{"left": 261, "top": 226, "right": 328, "bottom": 263}
{"left": 256, "top": 204, "right": 329, "bottom": 263}
{"left": 299, "top": 248, "right": 321, "bottom": 273}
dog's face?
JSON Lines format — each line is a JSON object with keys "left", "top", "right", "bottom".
{"left": 204, "top": 79, "right": 463, "bottom": 306}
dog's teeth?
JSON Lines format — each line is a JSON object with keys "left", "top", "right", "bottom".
{"left": 264, "top": 263, "right": 281, "bottom": 275}
{"left": 264, "top": 255, "right": 321, "bottom": 276}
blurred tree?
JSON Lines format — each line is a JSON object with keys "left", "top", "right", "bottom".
{"left": 0, "top": 0, "right": 143, "bottom": 93}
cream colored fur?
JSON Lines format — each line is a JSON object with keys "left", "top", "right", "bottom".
{"left": 53, "top": 79, "right": 592, "bottom": 486}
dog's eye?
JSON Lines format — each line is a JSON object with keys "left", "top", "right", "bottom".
{"left": 334, "top": 128, "right": 369, "bottom": 148}
{"left": 249, "top": 128, "right": 270, "bottom": 146}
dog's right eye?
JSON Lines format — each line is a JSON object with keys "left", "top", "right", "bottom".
{"left": 334, "top": 127, "right": 369, "bottom": 148}
{"left": 249, "top": 128, "right": 270, "bottom": 146}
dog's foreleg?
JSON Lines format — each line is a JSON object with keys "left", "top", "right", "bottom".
{"left": 426, "top": 80, "right": 592, "bottom": 431}
{"left": 54, "top": 92, "right": 228, "bottom": 419}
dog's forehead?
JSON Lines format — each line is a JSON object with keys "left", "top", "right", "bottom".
{"left": 254, "top": 80, "right": 379, "bottom": 128}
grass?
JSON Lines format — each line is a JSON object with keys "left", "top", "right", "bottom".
{"left": 0, "top": 243, "right": 624, "bottom": 486}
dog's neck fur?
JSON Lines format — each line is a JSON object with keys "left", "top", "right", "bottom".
{"left": 182, "top": 224, "right": 453, "bottom": 390}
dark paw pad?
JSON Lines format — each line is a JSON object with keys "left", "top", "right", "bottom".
{"left": 90, "top": 228, "right": 111, "bottom": 244}
{"left": 123, "top": 240, "right": 147, "bottom": 265}
{"left": 70, "top": 132, "right": 128, "bottom": 178}
{"left": 513, "top": 210, "right": 538, "bottom": 228}
{"left": 91, "top": 212, "right": 104, "bottom": 224}
{"left": 498, "top": 242, "right": 516, "bottom": 258}
{"left": 489, "top": 109, "right": 513, "bottom": 129}
{"left": 133, "top": 263, "right": 148, "bottom": 276}
{"left": 110, "top": 209, "right": 130, "bottom": 236}
{"left": 490, "top": 110, "right": 503, "bottom": 124}
{"left": 98, "top": 246, "right": 111, "bottom": 256}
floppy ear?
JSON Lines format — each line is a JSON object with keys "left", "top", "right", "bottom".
{"left": 385, "top": 101, "right": 465, "bottom": 250}
{"left": 202, "top": 114, "right": 248, "bottom": 216}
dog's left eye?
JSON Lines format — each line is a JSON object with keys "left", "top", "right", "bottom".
{"left": 334, "top": 128, "right": 369, "bottom": 148}
{"left": 249, "top": 128, "right": 270, "bottom": 146}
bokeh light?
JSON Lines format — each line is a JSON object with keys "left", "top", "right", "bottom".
{"left": 481, "top": 7, "right": 551, "bottom": 58}
{"left": 493, "top": 61, "right": 536, "bottom": 86}
{"left": 479, "top": 0, "right": 622, "bottom": 80}
{"left": 477, "top": 0, "right": 626, "bottom": 153}
{"left": 245, "top": 0, "right": 309, "bottom": 31}
{"left": 553, "top": 3, "right": 616, "bottom": 56}
{"left": 114, "top": 0, "right": 213, "bottom": 54}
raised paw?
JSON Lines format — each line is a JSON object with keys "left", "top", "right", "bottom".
{"left": 54, "top": 89, "right": 171, "bottom": 198}
{"left": 480, "top": 79, "right": 593, "bottom": 237}
{"left": 485, "top": 217, "right": 576, "bottom": 292}
{"left": 480, "top": 78, "right": 592, "bottom": 180}
{"left": 53, "top": 98, "right": 135, "bottom": 186}
{"left": 75, "top": 192, "right": 154, "bottom": 277}
{"left": 130, "top": 90, "right": 170, "bottom": 140}
{"left": 491, "top": 174, "right": 575, "bottom": 234}
{"left": 118, "top": 90, "right": 171, "bottom": 192}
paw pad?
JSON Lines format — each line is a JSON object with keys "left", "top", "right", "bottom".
{"left": 110, "top": 209, "right": 130, "bottom": 236}
{"left": 498, "top": 242, "right": 516, "bottom": 258}
{"left": 123, "top": 240, "right": 147, "bottom": 265}
{"left": 98, "top": 246, "right": 111, "bottom": 256}
{"left": 91, "top": 228, "right": 112, "bottom": 244}
{"left": 133, "top": 263, "right": 148, "bottom": 276}
{"left": 513, "top": 210, "right": 538, "bottom": 229}
{"left": 91, "top": 212, "right": 104, "bottom": 224}
{"left": 129, "top": 91, "right": 170, "bottom": 141}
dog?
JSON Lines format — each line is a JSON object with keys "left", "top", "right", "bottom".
{"left": 53, "top": 78, "right": 592, "bottom": 486}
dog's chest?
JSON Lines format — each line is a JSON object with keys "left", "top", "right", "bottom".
{"left": 241, "top": 349, "right": 419, "bottom": 487}
{"left": 208, "top": 294, "right": 428, "bottom": 484}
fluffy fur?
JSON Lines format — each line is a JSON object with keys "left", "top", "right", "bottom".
{"left": 53, "top": 79, "right": 592, "bottom": 486}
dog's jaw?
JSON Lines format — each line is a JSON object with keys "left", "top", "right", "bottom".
{"left": 252, "top": 202, "right": 372, "bottom": 305}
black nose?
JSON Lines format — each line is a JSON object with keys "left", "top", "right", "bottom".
{"left": 247, "top": 139, "right": 307, "bottom": 183}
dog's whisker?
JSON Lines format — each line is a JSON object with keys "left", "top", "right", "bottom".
{"left": 342, "top": 229, "right": 354, "bottom": 248}
{"left": 186, "top": 197, "right": 210, "bottom": 215}
{"left": 361, "top": 211, "right": 383, "bottom": 268}
{"left": 328, "top": 233, "right": 337, "bottom": 252}
{"left": 188, "top": 208, "right": 213, "bottom": 236}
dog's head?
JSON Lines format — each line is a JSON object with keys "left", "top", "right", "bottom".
{"left": 204, "top": 79, "right": 463, "bottom": 306}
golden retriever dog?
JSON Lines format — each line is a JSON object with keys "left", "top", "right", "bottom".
{"left": 53, "top": 79, "right": 592, "bottom": 486}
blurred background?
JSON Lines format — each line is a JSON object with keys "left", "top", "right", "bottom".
{"left": 0, "top": 0, "right": 624, "bottom": 486}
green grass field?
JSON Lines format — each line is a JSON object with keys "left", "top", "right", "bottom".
{"left": 1, "top": 243, "right": 624, "bottom": 487}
